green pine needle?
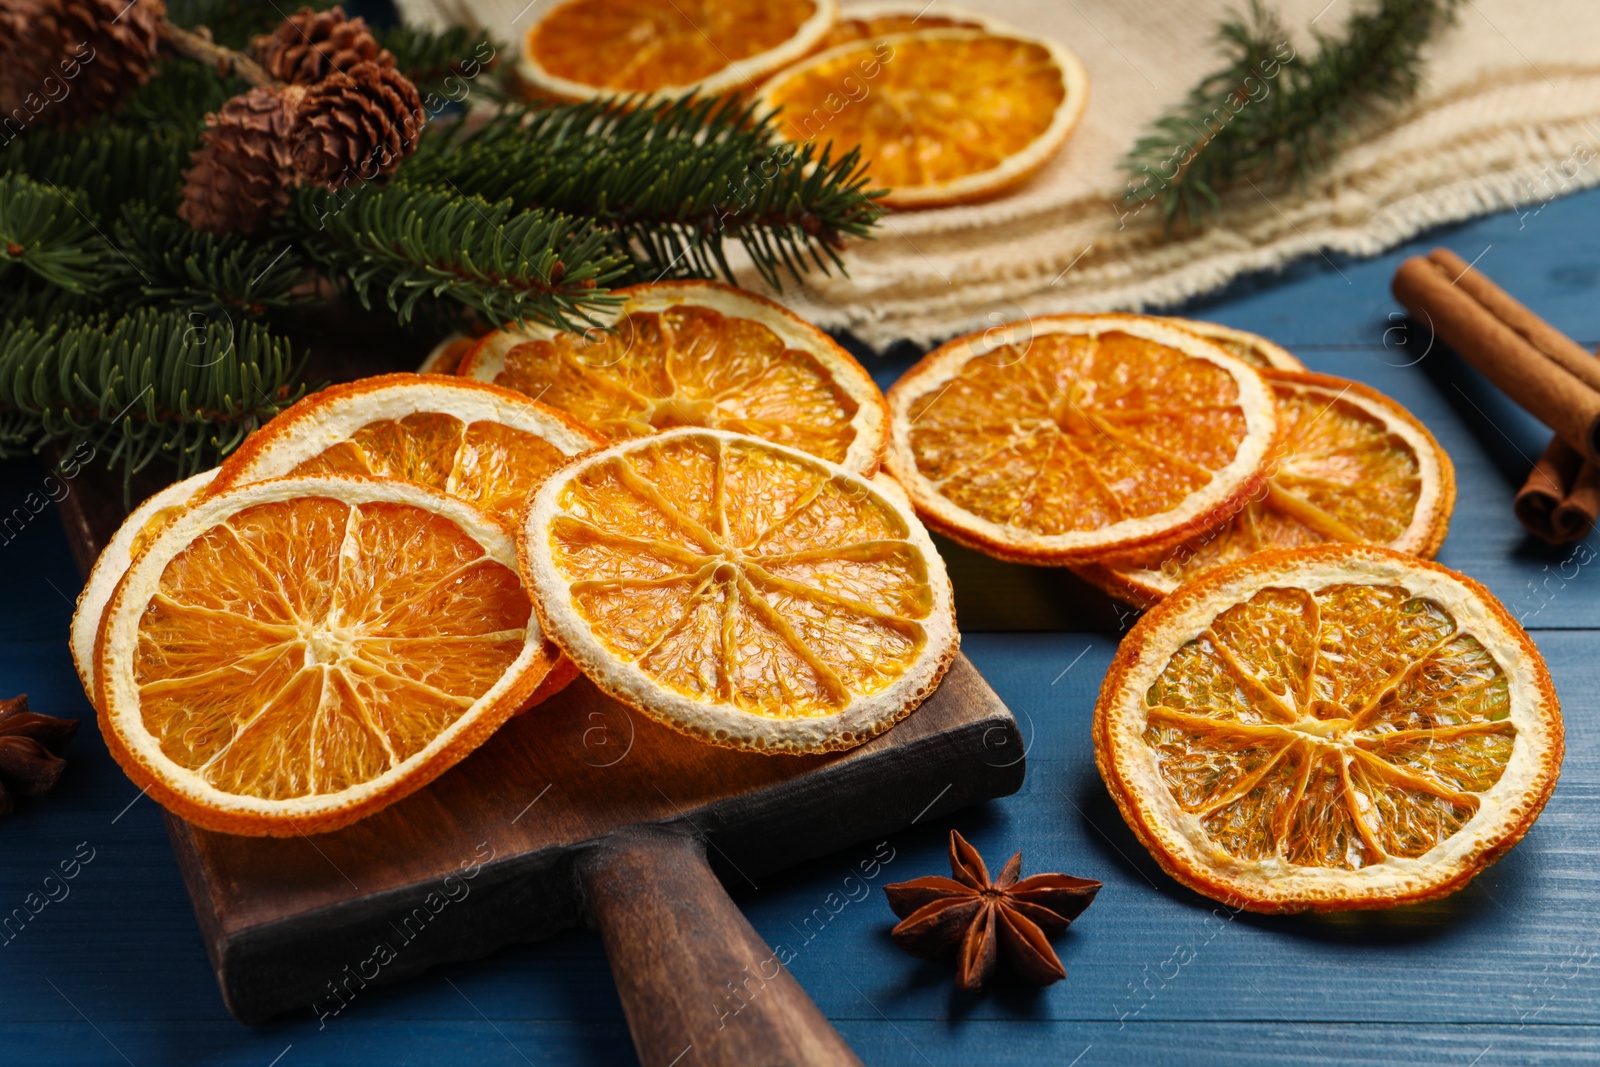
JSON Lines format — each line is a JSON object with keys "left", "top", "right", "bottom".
{"left": 117, "top": 56, "right": 242, "bottom": 133}
{"left": 108, "top": 204, "right": 309, "bottom": 318}
{"left": 1122, "top": 0, "right": 1460, "bottom": 230}
{"left": 402, "top": 96, "right": 883, "bottom": 290}
{"left": 0, "top": 122, "right": 194, "bottom": 219}
{"left": 297, "top": 183, "right": 629, "bottom": 331}
{"left": 0, "top": 174, "right": 109, "bottom": 292}
{"left": 381, "top": 24, "right": 508, "bottom": 104}
{"left": 0, "top": 307, "right": 307, "bottom": 486}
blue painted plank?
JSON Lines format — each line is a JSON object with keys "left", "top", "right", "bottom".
{"left": 3, "top": 1021, "right": 1595, "bottom": 1067}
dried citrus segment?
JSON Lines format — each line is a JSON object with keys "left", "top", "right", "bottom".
{"left": 207, "top": 374, "right": 603, "bottom": 530}
{"left": 755, "top": 28, "right": 1088, "bottom": 208}
{"left": 96, "top": 477, "right": 554, "bottom": 836}
{"left": 886, "top": 314, "right": 1277, "bottom": 565}
{"left": 1078, "top": 371, "right": 1455, "bottom": 604}
{"left": 1095, "top": 544, "right": 1562, "bottom": 912}
{"left": 520, "top": 428, "right": 957, "bottom": 753}
{"left": 1168, "top": 319, "right": 1305, "bottom": 371}
{"left": 519, "top": 0, "right": 837, "bottom": 101}
{"left": 71, "top": 469, "right": 218, "bottom": 701}
{"left": 460, "top": 281, "right": 889, "bottom": 474}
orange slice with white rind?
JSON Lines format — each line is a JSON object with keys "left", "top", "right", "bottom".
{"left": 459, "top": 281, "right": 889, "bottom": 474}
{"left": 754, "top": 28, "right": 1088, "bottom": 208}
{"left": 518, "top": 0, "right": 837, "bottom": 102}
{"left": 1169, "top": 319, "right": 1306, "bottom": 371}
{"left": 418, "top": 333, "right": 479, "bottom": 376}
{"left": 812, "top": 1, "right": 994, "bottom": 51}
{"left": 1077, "top": 370, "right": 1456, "bottom": 606}
{"left": 519, "top": 428, "right": 957, "bottom": 754}
{"left": 885, "top": 313, "right": 1278, "bottom": 565}
{"left": 71, "top": 469, "right": 218, "bottom": 701}
{"left": 1095, "top": 544, "right": 1563, "bottom": 913}
{"left": 96, "top": 476, "right": 554, "bottom": 836}
{"left": 206, "top": 374, "right": 604, "bottom": 530}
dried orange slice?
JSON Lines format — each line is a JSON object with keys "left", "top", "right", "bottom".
{"left": 206, "top": 374, "right": 603, "bottom": 530}
{"left": 754, "top": 28, "right": 1088, "bottom": 208}
{"left": 1077, "top": 371, "right": 1455, "bottom": 606}
{"left": 1170, "top": 319, "right": 1305, "bottom": 371}
{"left": 459, "top": 281, "right": 889, "bottom": 474}
{"left": 812, "top": 1, "right": 991, "bottom": 51}
{"left": 418, "top": 333, "right": 479, "bottom": 376}
{"left": 1096, "top": 544, "right": 1563, "bottom": 913}
{"left": 71, "top": 469, "right": 218, "bottom": 701}
{"left": 518, "top": 0, "right": 837, "bottom": 101}
{"left": 885, "top": 314, "right": 1278, "bottom": 565}
{"left": 519, "top": 428, "right": 957, "bottom": 754}
{"left": 96, "top": 476, "right": 555, "bottom": 836}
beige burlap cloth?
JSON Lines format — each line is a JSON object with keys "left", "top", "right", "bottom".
{"left": 399, "top": 0, "right": 1600, "bottom": 346}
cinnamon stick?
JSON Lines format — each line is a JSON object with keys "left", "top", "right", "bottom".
{"left": 1556, "top": 458, "right": 1600, "bottom": 541}
{"left": 1428, "top": 248, "right": 1600, "bottom": 394}
{"left": 1513, "top": 437, "right": 1589, "bottom": 542}
{"left": 1391, "top": 255, "right": 1600, "bottom": 462}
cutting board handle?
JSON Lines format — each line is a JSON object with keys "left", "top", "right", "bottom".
{"left": 578, "top": 826, "right": 864, "bottom": 1067}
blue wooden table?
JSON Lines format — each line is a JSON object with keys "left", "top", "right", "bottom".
{"left": 4, "top": 187, "right": 1599, "bottom": 1065}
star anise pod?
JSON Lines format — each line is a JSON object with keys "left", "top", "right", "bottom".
{"left": 884, "top": 830, "right": 1100, "bottom": 991}
{"left": 0, "top": 695, "right": 78, "bottom": 814}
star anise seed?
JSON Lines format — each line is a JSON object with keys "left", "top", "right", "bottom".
{"left": 0, "top": 695, "right": 78, "bottom": 810}
{"left": 885, "top": 830, "right": 1100, "bottom": 991}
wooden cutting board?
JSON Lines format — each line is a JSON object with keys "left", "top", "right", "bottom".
{"left": 59, "top": 453, "right": 1026, "bottom": 1065}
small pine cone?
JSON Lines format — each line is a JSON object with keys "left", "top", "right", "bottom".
{"left": 251, "top": 5, "right": 395, "bottom": 85}
{"left": 178, "top": 86, "right": 304, "bottom": 235}
{"left": 291, "top": 62, "right": 423, "bottom": 189}
{"left": 0, "top": 0, "right": 166, "bottom": 125}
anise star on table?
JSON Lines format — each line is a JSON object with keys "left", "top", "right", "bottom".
{"left": 884, "top": 830, "right": 1100, "bottom": 991}
{"left": 0, "top": 694, "right": 78, "bottom": 814}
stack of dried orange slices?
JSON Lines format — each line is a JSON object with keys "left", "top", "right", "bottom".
{"left": 884, "top": 308, "right": 1562, "bottom": 910}
{"left": 884, "top": 313, "right": 1456, "bottom": 596}
{"left": 78, "top": 306, "right": 960, "bottom": 834}
{"left": 75, "top": 375, "right": 604, "bottom": 834}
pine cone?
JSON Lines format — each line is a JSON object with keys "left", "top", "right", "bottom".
{"left": 0, "top": 0, "right": 165, "bottom": 126}
{"left": 291, "top": 61, "right": 422, "bottom": 189}
{"left": 178, "top": 86, "right": 304, "bottom": 235}
{"left": 251, "top": 5, "right": 394, "bottom": 85}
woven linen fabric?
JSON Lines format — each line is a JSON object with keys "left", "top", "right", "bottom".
{"left": 397, "top": 0, "right": 1600, "bottom": 347}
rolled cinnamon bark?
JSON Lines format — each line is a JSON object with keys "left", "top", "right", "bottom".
{"left": 1392, "top": 255, "right": 1600, "bottom": 462}
{"left": 1514, "top": 436, "right": 1588, "bottom": 542}
{"left": 1555, "top": 459, "right": 1600, "bottom": 542}
{"left": 1428, "top": 248, "right": 1600, "bottom": 394}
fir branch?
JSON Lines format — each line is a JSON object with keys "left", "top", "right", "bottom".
{"left": 380, "top": 24, "right": 506, "bottom": 103}
{"left": 294, "top": 183, "right": 628, "bottom": 330}
{"left": 0, "top": 123, "right": 193, "bottom": 219}
{"left": 1122, "top": 0, "right": 1460, "bottom": 230}
{"left": 0, "top": 308, "right": 307, "bottom": 483}
{"left": 0, "top": 275, "right": 102, "bottom": 327}
{"left": 0, "top": 174, "right": 109, "bottom": 292}
{"left": 402, "top": 96, "right": 883, "bottom": 289}
{"left": 116, "top": 56, "right": 242, "bottom": 132}
{"left": 106, "top": 204, "right": 310, "bottom": 317}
